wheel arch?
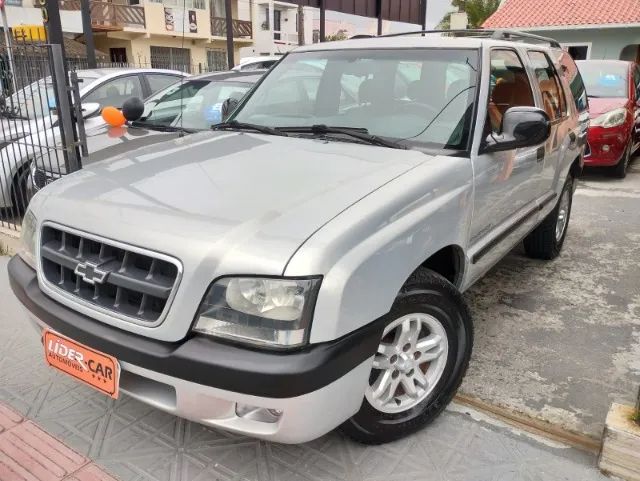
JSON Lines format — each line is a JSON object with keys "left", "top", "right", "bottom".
{"left": 419, "top": 244, "right": 465, "bottom": 288}
{"left": 569, "top": 154, "right": 582, "bottom": 179}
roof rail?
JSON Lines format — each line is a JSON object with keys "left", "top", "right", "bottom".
{"left": 378, "top": 29, "right": 562, "bottom": 49}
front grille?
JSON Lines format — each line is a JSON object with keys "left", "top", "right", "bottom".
{"left": 40, "top": 225, "right": 180, "bottom": 323}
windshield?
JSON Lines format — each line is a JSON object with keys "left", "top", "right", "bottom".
{"left": 576, "top": 61, "right": 629, "bottom": 98}
{"left": 231, "top": 48, "right": 479, "bottom": 151}
{"left": 1, "top": 73, "right": 96, "bottom": 120}
{"left": 139, "top": 79, "right": 253, "bottom": 130}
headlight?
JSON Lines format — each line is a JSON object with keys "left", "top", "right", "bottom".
{"left": 19, "top": 210, "right": 37, "bottom": 269}
{"left": 193, "top": 276, "right": 321, "bottom": 348}
{"left": 591, "top": 108, "right": 627, "bottom": 128}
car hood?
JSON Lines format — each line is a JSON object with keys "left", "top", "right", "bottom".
{"left": 588, "top": 97, "right": 628, "bottom": 117}
{"left": 33, "top": 132, "right": 429, "bottom": 278}
{"left": 84, "top": 124, "right": 182, "bottom": 166}
{"left": 32, "top": 124, "right": 182, "bottom": 174}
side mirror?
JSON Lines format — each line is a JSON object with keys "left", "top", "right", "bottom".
{"left": 483, "top": 106, "right": 551, "bottom": 153}
{"left": 221, "top": 97, "right": 240, "bottom": 121}
{"left": 81, "top": 102, "right": 101, "bottom": 119}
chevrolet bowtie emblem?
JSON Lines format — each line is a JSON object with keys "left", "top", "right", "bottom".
{"left": 74, "top": 261, "right": 110, "bottom": 285}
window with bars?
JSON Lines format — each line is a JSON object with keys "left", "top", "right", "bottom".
{"left": 150, "top": 46, "right": 192, "bottom": 73}
{"left": 207, "top": 49, "right": 227, "bottom": 71}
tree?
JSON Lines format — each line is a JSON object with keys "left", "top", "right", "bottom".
{"left": 438, "top": 0, "right": 501, "bottom": 29}
{"left": 325, "top": 29, "right": 349, "bottom": 42}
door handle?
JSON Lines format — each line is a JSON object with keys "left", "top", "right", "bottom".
{"left": 536, "top": 146, "right": 545, "bottom": 162}
{"left": 568, "top": 131, "right": 577, "bottom": 148}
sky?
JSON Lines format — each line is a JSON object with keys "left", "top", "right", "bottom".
{"left": 311, "top": 0, "right": 455, "bottom": 35}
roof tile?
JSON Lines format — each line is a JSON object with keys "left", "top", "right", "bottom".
{"left": 483, "top": 0, "right": 640, "bottom": 28}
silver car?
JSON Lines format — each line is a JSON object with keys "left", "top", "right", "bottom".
{"left": 10, "top": 31, "right": 587, "bottom": 444}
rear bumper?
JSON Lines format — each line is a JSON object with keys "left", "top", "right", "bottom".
{"left": 8, "top": 256, "right": 378, "bottom": 443}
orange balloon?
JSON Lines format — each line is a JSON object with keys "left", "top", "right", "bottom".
{"left": 102, "top": 106, "right": 126, "bottom": 127}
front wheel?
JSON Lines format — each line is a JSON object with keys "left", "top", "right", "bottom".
{"left": 612, "top": 141, "right": 631, "bottom": 179}
{"left": 340, "top": 268, "right": 473, "bottom": 444}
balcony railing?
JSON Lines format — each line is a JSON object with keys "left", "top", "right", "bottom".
{"left": 211, "top": 17, "right": 252, "bottom": 38}
{"left": 273, "top": 31, "right": 298, "bottom": 45}
{"left": 59, "top": 0, "right": 145, "bottom": 30}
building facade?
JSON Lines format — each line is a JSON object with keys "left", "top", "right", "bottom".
{"left": 240, "top": 0, "right": 313, "bottom": 57}
{"left": 3, "top": 0, "right": 255, "bottom": 71}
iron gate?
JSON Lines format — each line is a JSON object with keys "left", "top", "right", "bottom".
{"left": 0, "top": 41, "right": 82, "bottom": 231}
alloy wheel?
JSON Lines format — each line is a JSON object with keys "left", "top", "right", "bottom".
{"left": 365, "top": 313, "right": 448, "bottom": 414}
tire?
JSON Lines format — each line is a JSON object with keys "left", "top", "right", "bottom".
{"left": 612, "top": 142, "right": 631, "bottom": 179}
{"left": 340, "top": 268, "right": 474, "bottom": 444}
{"left": 523, "top": 176, "right": 573, "bottom": 260}
{"left": 10, "top": 168, "right": 30, "bottom": 216}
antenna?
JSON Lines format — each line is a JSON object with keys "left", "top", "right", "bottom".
{"left": 178, "top": 0, "right": 187, "bottom": 137}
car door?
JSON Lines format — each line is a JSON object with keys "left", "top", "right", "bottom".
{"left": 81, "top": 74, "right": 144, "bottom": 131}
{"left": 526, "top": 50, "right": 571, "bottom": 198}
{"left": 467, "top": 48, "right": 546, "bottom": 283}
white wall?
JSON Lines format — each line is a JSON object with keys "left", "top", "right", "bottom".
{"left": 4, "top": 5, "right": 83, "bottom": 33}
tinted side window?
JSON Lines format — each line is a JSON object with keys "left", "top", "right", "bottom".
{"left": 634, "top": 66, "right": 640, "bottom": 99}
{"left": 551, "top": 50, "right": 588, "bottom": 113}
{"left": 84, "top": 75, "right": 144, "bottom": 108}
{"left": 487, "top": 50, "right": 536, "bottom": 133}
{"left": 146, "top": 74, "right": 180, "bottom": 94}
{"left": 528, "top": 51, "right": 567, "bottom": 120}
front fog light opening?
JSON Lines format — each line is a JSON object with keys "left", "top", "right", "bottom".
{"left": 235, "top": 403, "right": 282, "bottom": 424}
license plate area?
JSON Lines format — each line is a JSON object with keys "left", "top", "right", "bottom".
{"left": 43, "top": 330, "right": 120, "bottom": 399}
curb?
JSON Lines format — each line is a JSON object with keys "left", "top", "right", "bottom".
{"left": 0, "top": 403, "right": 118, "bottom": 481}
{"left": 455, "top": 393, "right": 602, "bottom": 454}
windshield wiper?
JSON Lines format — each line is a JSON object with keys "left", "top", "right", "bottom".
{"left": 278, "top": 125, "right": 407, "bottom": 150}
{"left": 130, "top": 120, "right": 197, "bottom": 133}
{"left": 211, "top": 120, "right": 289, "bottom": 136}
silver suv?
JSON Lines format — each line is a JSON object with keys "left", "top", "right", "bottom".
{"left": 10, "top": 31, "right": 588, "bottom": 444}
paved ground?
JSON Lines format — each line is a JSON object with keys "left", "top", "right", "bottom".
{"left": 461, "top": 157, "right": 640, "bottom": 440}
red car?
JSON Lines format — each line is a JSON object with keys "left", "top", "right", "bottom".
{"left": 576, "top": 60, "right": 640, "bottom": 178}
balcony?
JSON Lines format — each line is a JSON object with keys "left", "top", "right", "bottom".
{"left": 59, "top": 0, "right": 146, "bottom": 31}
{"left": 210, "top": 17, "right": 252, "bottom": 39}
{"left": 273, "top": 31, "right": 298, "bottom": 46}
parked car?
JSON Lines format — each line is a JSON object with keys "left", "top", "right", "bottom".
{"left": 10, "top": 32, "right": 587, "bottom": 445}
{"left": 29, "top": 70, "right": 265, "bottom": 193}
{"left": 576, "top": 59, "right": 640, "bottom": 177}
{"left": 0, "top": 68, "right": 187, "bottom": 211}
{"left": 232, "top": 56, "right": 280, "bottom": 71}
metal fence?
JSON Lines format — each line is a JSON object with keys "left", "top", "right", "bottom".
{"left": 0, "top": 41, "right": 81, "bottom": 231}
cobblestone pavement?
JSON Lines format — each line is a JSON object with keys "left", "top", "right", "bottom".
{"left": 461, "top": 158, "right": 640, "bottom": 439}
{"left": 0, "top": 255, "right": 611, "bottom": 481}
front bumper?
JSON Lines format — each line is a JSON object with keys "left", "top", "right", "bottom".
{"left": 585, "top": 125, "right": 630, "bottom": 167}
{"left": 8, "top": 256, "right": 379, "bottom": 443}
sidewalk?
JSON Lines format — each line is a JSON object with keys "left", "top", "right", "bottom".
{"left": 0, "top": 403, "right": 116, "bottom": 481}
{"left": 0, "top": 255, "right": 611, "bottom": 481}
